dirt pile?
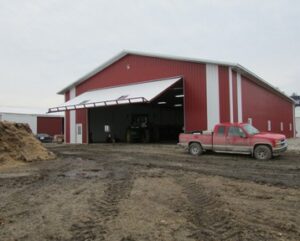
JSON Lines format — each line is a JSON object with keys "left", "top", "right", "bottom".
{"left": 0, "top": 121, "right": 55, "bottom": 163}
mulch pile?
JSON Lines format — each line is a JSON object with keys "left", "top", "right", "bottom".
{"left": 0, "top": 121, "right": 55, "bottom": 163}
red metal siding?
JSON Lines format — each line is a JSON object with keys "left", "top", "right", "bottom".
{"left": 76, "top": 54, "right": 208, "bottom": 133}
{"left": 242, "top": 76, "right": 294, "bottom": 138}
{"left": 218, "top": 66, "right": 230, "bottom": 123}
{"left": 232, "top": 71, "right": 238, "bottom": 122}
{"left": 37, "top": 117, "right": 64, "bottom": 136}
{"left": 63, "top": 53, "right": 295, "bottom": 141}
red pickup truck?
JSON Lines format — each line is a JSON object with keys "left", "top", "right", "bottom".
{"left": 179, "top": 123, "right": 288, "bottom": 160}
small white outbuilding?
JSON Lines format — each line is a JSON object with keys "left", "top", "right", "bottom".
{"left": 0, "top": 107, "right": 64, "bottom": 136}
{"left": 296, "top": 107, "right": 300, "bottom": 137}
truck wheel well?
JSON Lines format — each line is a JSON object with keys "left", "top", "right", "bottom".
{"left": 189, "top": 141, "right": 203, "bottom": 148}
{"left": 188, "top": 142, "right": 204, "bottom": 155}
{"left": 253, "top": 144, "right": 272, "bottom": 154}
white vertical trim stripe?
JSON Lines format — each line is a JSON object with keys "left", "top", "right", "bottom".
{"left": 70, "top": 87, "right": 76, "bottom": 144}
{"left": 237, "top": 73, "right": 243, "bottom": 122}
{"left": 293, "top": 106, "right": 296, "bottom": 137}
{"left": 70, "top": 111, "right": 76, "bottom": 143}
{"left": 206, "top": 64, "right": 220, "bottom": 131}
{"left": 64, "top": 111, "right": 66, "bottom": 143}
{"left": 268, "top": 120, "right": 272, "bottom": 131}
{"left": 229, "top": 68, "right": 234, "bottom": 123}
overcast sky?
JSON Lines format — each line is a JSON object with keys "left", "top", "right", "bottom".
{"left": 0, "top": 0, "right": 299, "bottom": 108}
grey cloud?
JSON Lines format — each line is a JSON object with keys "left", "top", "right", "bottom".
{"left": 0, "top": 0, "right": 299, "bottom": 107}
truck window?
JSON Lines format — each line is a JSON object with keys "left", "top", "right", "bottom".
{"left": 217, "top": 126, "right": 225, "bottom": 136}
{"left": 228, "top": 127, "right": 245, "bottom": 137}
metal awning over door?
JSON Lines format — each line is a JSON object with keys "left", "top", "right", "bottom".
{"left": 48, "top": 77, "right": 182, "bottom": 113}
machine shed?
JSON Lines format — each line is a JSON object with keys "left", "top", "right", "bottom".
{"left": 50, "top": 51, "right": 295, "bottom": 143}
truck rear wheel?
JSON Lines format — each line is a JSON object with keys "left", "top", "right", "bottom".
{"left": 189, "top": 143, "right": 203, "bottom": 156}
{"left": 254, "top": 145, "right": 272, "bottom": 160}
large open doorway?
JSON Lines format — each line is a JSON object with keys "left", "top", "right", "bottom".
{"left": 88, "top": 80, "right": 184, "bottom": 143}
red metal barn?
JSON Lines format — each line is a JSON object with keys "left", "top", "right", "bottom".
{"left": 49, "top": 51, "right": 295, "bottom": 144}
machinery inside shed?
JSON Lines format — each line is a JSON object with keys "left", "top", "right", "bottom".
{"left": 88, "top": 80, "right": 184, "bottom": 143}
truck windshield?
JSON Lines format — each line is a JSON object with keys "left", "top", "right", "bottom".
{"left": 243, "top": 124, "right": 260, "bottom": 135}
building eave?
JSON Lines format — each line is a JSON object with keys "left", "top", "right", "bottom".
{"left": 233, "top": 64, "right": 295, "bottom": 104}
{"left": 57, "top": 51, "right": 128, "bottom": 94}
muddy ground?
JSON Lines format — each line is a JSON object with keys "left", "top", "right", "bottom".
{"left": 0, "top": 144, "right": 299, "bottom": 241}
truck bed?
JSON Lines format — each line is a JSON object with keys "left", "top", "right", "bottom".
{"left": 179, "top": 133, "right": 213, "bottom": 150}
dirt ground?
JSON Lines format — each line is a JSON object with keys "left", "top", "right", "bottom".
{"left": 287, "top": 137, "right": 300, "bottom": 151}
{"left": 0, "top": 142, "right": 299, "bottom": 241}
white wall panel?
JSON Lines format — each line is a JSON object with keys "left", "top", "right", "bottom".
{"left": 70, "top": 111, "right": 76, "bottom": 143}
{"left": 1, "top": 113, "right": 37, "bottom": 134}
{"left": 294, "top": 107, "right": 297, "bottom": 137}
{"left": 206, "top": 64, "right": 220, "bottom": 131}
{"left": 70, "top": 87, "right": 76, "bottom": 144}
{"left": 229, "top": 68, "right": 234, "bottom": 123}
{"left": 63, "top": 111, "right": 67, "bottom": 143}
{"left": 296, "top": 117, "right": 300, "bottom": 137}
{"left": 237, "top": 73, "right": 243, "bottom": 122}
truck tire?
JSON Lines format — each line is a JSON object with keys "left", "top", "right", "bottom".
{"left": 254, "top": 145, "right": 272, "bottom": 160}
{"left": 189, "top": 143, "right": 203, "bottom": 156}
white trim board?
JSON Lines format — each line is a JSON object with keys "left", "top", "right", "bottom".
{"left": 70, "top": 87, "right": 76, "bottom": 144}
{"left": 229, "top": 68, "right": 234, "bottom": 123}
{"left": 237, "top": 72, "right": 243, "bottom": 122}
{"left": 206, "top": 64, "right": 220, "bottom": 131}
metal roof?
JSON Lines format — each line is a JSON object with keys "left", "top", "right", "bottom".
{"left": 57, "top": 50, "right": 295, "bottom": 104}
{"left": 49, "top": 77, "right": 181, "bottom": 113}
{"left": 0, "top": 106, "right": 64, "bottom": 117}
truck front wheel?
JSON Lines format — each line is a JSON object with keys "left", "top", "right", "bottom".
{"left": 189, "top": 143, "right": 203, "bottom": 156}
{"left": 254, "top": 145, "right": 272, "bottom": 160}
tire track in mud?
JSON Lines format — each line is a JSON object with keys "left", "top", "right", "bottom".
{"left": 110, "top": 153, "right": 300, "bottom": 188}
{"left": 180, "top": 180, "right": 290, "bottom": 241}
{"left": 181, "top": 181, "right": 245, "bottom": 241}
{"left": 69, "top": 166, "right": 135, "bottom": 241}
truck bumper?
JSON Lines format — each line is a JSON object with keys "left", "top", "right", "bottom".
{"left": 273, "top": 145, "right": 288, "bottom": 156}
